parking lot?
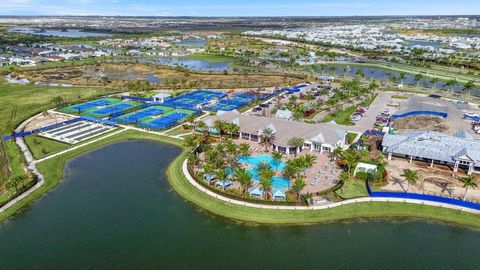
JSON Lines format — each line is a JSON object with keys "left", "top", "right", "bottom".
{"left": 39, "top": 120, "right": 115, "bottom": 144}
{"left": 349, "top": 92, "right": 479, "bottom": 137}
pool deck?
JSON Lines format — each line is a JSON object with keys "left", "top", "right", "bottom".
{"left": 233, "top": 139, "right": 341, "bottom": 194}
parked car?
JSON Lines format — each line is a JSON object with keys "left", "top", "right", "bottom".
{"left": 465, "top": 112, "right": 479, "bottom": 118}
{"left": 351, "top": 113, "right": 362, "bottom": 121}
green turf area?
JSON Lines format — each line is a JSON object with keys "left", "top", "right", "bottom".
{"left": 336, "top": 180, "right": 370, "bottom": 199}
{"left": 322, "top": 94, "right": 378, "bottom": 125}
{"left": 24, "top": 135, "right": 70, "bottom": 160}
{"left": 2, "top": 129, "right": 479, "bottom": 228}
{"left": 391, "top": 94, "right": 409, "bottom": 99}
{"left": 0, "top": 81, "right": 117, "bottom": 184}
{"left": 165, "top": 126, "right": 192, "bottom": 136}
{"left": 346, "top": 132, "right": 358, "bottom": 144}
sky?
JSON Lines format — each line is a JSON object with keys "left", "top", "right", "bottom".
{"left": 0, "top": 0, "right": 479, "bottom": 16}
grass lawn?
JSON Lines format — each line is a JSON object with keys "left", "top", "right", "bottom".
{"left": 336, "top": 180, "right": 370, "bottom": 199}
{"left": 346, "top": 132, "right": 358, "bottom": 144}
{"left": 391, "top": 94, "right": 409, "bottom": 99}
{"left": 165, "top": 126, "right": 192, "bottom": 136}
{"left": 24, "top": 135, "right": 70, "bottom": 160}
{"left": 1, "top": 130, "right": 480, "bottom": 227}
{"left": 322, "top": 94, "right": 378, "bottom": 125}
{"left": 0, "top": 81, "right": 119, "bottom": 196}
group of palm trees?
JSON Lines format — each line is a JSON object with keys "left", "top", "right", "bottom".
{"left": 401, "top": 169, "right": 478, "bottom": 201}
{"left": 194, "top": 119, "right": 240, "bottom": 139}
{"left": 184, "top": 131, "right": 317, "bottom": 202}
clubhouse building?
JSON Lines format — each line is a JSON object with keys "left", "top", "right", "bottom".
{"left": 202, "top": 111, "right": 347, "bottom": 155}
{"left": 382, "top": 130, "right": 480, "bottom": 175}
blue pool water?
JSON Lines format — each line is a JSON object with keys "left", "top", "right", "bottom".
{"left": 238, "top": 155, "right": 290, "bottom": 189}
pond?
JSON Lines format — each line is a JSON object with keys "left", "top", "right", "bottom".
{"left": 139, "top": 56, "right": 231, "bottom": 72}
{"left": 8, "top": 28, "right": 112, "bottom": 37}
{"left": 173, "top": 39, "right": 205, "bottom": 47}
{"left": 0, "top": 140, "right": 479, "bottom": 269}
{"left": 315, "top": 64, "right": 480, "bottom": 95}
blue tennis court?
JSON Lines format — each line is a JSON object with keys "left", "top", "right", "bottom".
{"left": 70, "top": 99, "right": 111, "bottom": 112}
{"left": 139, "top": 112, "right": 189, "bottom": 130}
{"left": 92, "top": 103, "right": 133, "bottom": 116}
{"left": 114, "top": 107, "right": 165, "bottom": 124}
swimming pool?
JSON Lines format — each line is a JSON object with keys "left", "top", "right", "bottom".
{"left": 238, "top": 155, "right": 290, "bottom": 190}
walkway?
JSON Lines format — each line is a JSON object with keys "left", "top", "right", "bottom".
{"left": 182, "top": 160, "right": 480, "bottom": 214}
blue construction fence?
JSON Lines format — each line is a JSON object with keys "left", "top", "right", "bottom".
{"left": 2, "top": 117, "right": 83, "bottom": 141}
{"left": 391, "top": 111, "right": 448, "bottom": 120}
{"left": 463, "top": 114, "right": 480, "bottom": 122}
{"left": 366, "top": 179, "right": 480, "bottom": 211}
{"left": 363, "top": 130, "right": 385, "bottom": 137}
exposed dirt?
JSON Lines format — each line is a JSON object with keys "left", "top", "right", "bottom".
{"left": 392, "top": 115, "right": 449, "bottom": 132}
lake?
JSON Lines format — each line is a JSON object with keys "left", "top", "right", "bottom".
{"left": 0, "top": 140, "right": 479, "bottom": 269}
{"left": 173, "top": 39, "right": 205, "bottom": 47}
{"left": 315, "top": 64, "right": 480, "bottom": 95}
{"left": 8, "top": 28, "right": 112, "bottom": 37}
{"left": 139, "top": 56, "right": 231, "bottom": 71}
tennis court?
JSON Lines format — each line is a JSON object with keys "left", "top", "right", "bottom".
{"left": 137, "top": 108, "right": 198, "bottom": 130}
{"left": 112, "top": 105, "right": 173, "bottom": 124}
{"left": 162, "top": 90, "right": 227, "bottom": 110}
{"left": 60, "top": 98, "right": 141, "bottom": 118}
{"left": 60, "top": 98, "right": 118, "bottom": 114}
{"left": 204, "top": 93, "right": 256, "bottom": 111}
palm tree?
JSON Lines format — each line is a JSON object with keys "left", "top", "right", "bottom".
{"left": 259, "top": 127, "right": 275, "bottom": 152}
{"left": 259, "top": 169, "right": 274, "bottom": 199}
{"left": 414, "top": 73, "right": 423, "bottom": 88}
{"left": 272, "top": 151, "right": 283, "bottom": 171}
{"left": 195, "top": 120, "right": 207, "bottom": 135}
{"left": 238, "top": 143, "right": 251, "bottom": 159}
{"left": 445, "top": 79, "right": 458, "bottom": 93}
{"left": 235, "top": 168, "right": 252, "bottom": 197}
{"left": 215, "top": 169, "right": 229, "bottom": 191}
{"left": 463, "top": 80, "right": 476, "bottom": 97}
{"left": 283, "top": 163, "right": 298, "bottom": 180}
{"left": 303, "top": 154, "right": 316, "bottom": 169}
{"left": 213, "top": 120, "right": 225, "bottom": 139}
{"left": 291, "top": 176, "right": 306, "bottom": 202}
{"left": 339, "top": 149, "right": 357, "bottom": 176}
{"left": 183, "top": 134, "right": 201, "bottom": 149}
{"left": 401, "top": 169, "right": 418, "bottom": 192}
{"left": 226, "top": 122, "right": 240, "bottom": 139}
{"left": 429, "top": 77, "right": 439, "bottom": 91}
{"left": 460, "top": 175, "right": 478, "bottom": 200}
{"left": 288, "top": 137, "right": 304, "bottom": 156}
{"left": 257, "top": 161, "right": 272, "bottom": 173}
{"left": 187, "top": 152, "right": 200, "bottom": 172}
{"left": 50, "top": 96, "right": 64, "bottom": 108}
{"left": 331, "top": 147, "right": 343, "bottom": 161}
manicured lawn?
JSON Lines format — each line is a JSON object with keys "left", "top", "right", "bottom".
{"left": 346, "top": 132, "right": 358, "bottom": 144}
{"left": 322, "top": 94, "right": 378, "bottom": 125}
{"left": 0, "top": 81, "right": 118, "bottom": 198}
{"left": 336, "top": 180, "right": 370, "bottom": 199}
{"left": 165, "top": 126, "right": 192, "bottom": 136}
{"left": 24, "top": 135, "right": 70, "bottom": 160}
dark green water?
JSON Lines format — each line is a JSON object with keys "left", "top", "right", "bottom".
{"left": 1, "top": 141, "right": 479, "bottom": 269}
